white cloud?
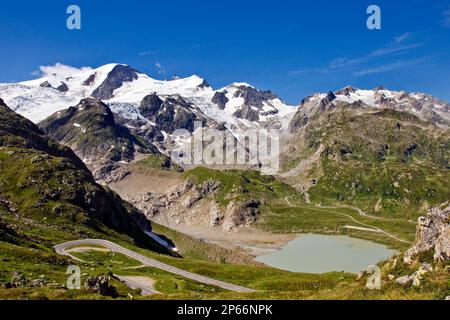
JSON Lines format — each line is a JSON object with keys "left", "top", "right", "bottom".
{"left": 394, "top": 32, "right": 410, "bottom": 44}
{"left": 352, "top": 56, "right": 432, "bottom": 77}
{"left": 39, "top": 63, "right": 92, "bottom": 78}
{"left": 329, "top": 36, "right": 420, "bottom": 70}
{"left": 139, "top": 50, "right": 159, "bottom": 57}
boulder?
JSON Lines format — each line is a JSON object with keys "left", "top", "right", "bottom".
{"left": 84, "top": 275, "right": 118, "bottom": 297}
{"left": 396, "top": 275, "right": 412, "bottom": 286}
{"left": 435, "top": 226, "right": 450, "bottom": 261}
{"left": 404, "top": 203, "right": 450, "bottom": 264}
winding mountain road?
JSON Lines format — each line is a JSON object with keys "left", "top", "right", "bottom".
{"left": 54, "top": 239, "right": 256, "bottom": 293}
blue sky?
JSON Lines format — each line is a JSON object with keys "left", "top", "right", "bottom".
{"left": 0, "top": 0, "right": 449, "bottom": 104}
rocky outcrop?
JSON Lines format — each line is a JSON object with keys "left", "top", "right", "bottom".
{"left": 39, "top": 81, "right": 53, "bottom": 89}
{"left": 56, "top": 82, "right": 69, "bottom": 93}
{"left": 93, "top": 163, "right": 131, "bottom": 183}
{"left": 84, "top": 275, "right": 118, "bottom": 297}
{"left": 395, "top": 263, "right": 434, "bottom": 287}
{"left": 404, "top": 203, "right": 450, "bottom": 263}
{"left": 83, "top": 73, "right": 96, "bottom": 86}
{"left": 228, "top": 85, "right": 281, "bottom": 122}
{"left": 222, "top": 199, "right": 261, "bottom": 232}
{"left": 335, "top": 86, "right": 356, "bottom": 96}
{"left": 39, "top": 81, "right": 69, "bottom": 93}
{"left": 132, "top": 179, "right": 261, "bottom": 232}
{"left": 1, "top": 272, "right": 49, "bottom": 289}
{"left": 139, "top": 93, "right": 163, "bottom": 119}
{"left": 39, "top": 98, "right": 158, "bottom": 165}
{"left": 289, "top": 92, "right": 338, "bottom": 132}
{"left": 92, "top": 65, "right": 139, "bottom": 100}
{"left": 212, "top": 91, "right": 229, "bottom": 110}
{"left": 233, "top": 85, "right": 278, "bottom": 109}
{"left": 233, "top": 105, "right": 260, "bottom": 122}
{"left": 137, "top": 94, "right": 207, "bottom": 134}
{"left": 288, "top": 86, "right": 450, "bottom": 132}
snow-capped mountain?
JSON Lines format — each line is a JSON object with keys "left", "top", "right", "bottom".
{"left": 1, "top": 63, "right": 449, "bottom": 175}
{"left": 0, "top": 63, "right": 296, "bottom": 133}
{"left": 290, "top": 86, "right": 450, "bottom": 131}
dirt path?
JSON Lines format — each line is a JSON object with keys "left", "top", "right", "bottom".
{"left": 114, "top": 275, "right": 160, "bottom": 296}
{"left": 284, "top": 196, "right": 412, "bottom": 244}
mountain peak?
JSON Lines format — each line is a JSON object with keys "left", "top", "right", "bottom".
{"left": 335, "top": 86, "right": 357, "bottom": 96}
{"left": 91, "top": 65, "right": 140, "bottom": 100}
{"left": 291, "top": 86, "right": 450, "bottom": 131}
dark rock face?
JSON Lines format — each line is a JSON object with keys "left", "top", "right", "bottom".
{"left": 233, "top": 105, "right": 260, "bottom": 122}
{"left": 318, "top": 92, "right": 337, "bottom": 112}
{"left": 38, "top": 81, "right": 69, "bottom": 93}
{"left": 139, "top": 94, "right": 163, "bottom": 119}
{"left": 56, "top": 82, "right": 69, "bottom": 93}
{"left": 289, "top": 92, "right": 337, "bottom": 132}
{"left": 197, "top": 79, "right": 210, "bottom": 89}
{"left": 39, "top": 98, "right": 158, "bottom": 163}
{"left": 233, "top": 85, "right": 278, "bottom": 109}
{"left": 139, "top": 95, "right": 205, "bottom": 134}
{"left": 83, "top": 73, "right": 96, "bottom": 86}
{"left": 289, "top": 112, "right": 309, "bottom": 132}
{"left": 84, "top": 275, "right": 118, "bottom": 297}
{"left": 39, "top": 81, "right": 53, "bottom": 88}
{"left": 325, "top": 91, "right": 336, "bottom": 101}
{"left": 230, "top": 85, "right": 280, "bottom": 121}
{"left": 335, "top": 86, "right": 356, "bottom": 96}
{"left": 137, "top": 125, "right": 165, "bottom": 143}
{"left": 92, "top": 65, "right": 139, "bottom": 100}
{"left": 0, "top": 100, "right": 159, "bottom": 241}
{"left": 212, "top": 91, "right": 229, "bottom": 110}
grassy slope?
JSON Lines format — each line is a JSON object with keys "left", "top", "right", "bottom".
{"left": 181, "top": 167, "right": 415, "bottom": 249}
{"left": 138, "top": 154, "right": 182, "bottom": 172}
{"left": 1, "top": 102, "right": 447, "bottom": 299}
{"left": 288, "top": 107, "right": 450, "bottom": 220}
{"left": 183, "top": 167, "right": 302, "bottom": 206}
{"left": 3, "top": 238, "right": 447, "bottom": 300}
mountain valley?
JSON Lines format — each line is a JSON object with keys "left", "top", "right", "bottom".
{"left": 0, "top": 63, "right": 448, "bottom": 300}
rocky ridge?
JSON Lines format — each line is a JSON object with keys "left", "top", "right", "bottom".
{"left": 131, "top": 179, "right": 261, "bottom": 233}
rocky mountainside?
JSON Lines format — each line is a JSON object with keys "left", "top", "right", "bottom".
{"left": 290, "top": 86, "right": 450, "bottom": 131}
{"left": 0, "top": 98, "right": 164, "bottom": 251}
{"left": 283, "top": 87, "right": 450, "bottom": 219}
{"left": 130, "top": 167, "right": 298, "bottom": 233}
{"left": 1, "top": 63, "right": 448, "bottom": 220}
{"left": 39, "top": 98, "right": 160, "bottom": 179}
{"left": 0, "top": 63, "right": 296, "bottom": 158}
